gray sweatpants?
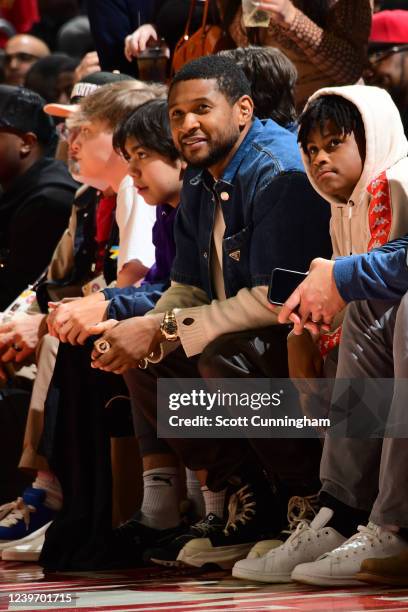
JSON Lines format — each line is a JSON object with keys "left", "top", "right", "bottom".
{"left": 321, "top": 291, "right": 408, "bottom": 527}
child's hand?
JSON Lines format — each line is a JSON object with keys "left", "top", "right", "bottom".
{"left": 47, "top": 293, "right": 108, "bottom": 345}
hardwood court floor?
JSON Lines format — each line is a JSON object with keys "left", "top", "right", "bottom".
{"left": 0, "top": 562, "right": 408, "bottom": 612}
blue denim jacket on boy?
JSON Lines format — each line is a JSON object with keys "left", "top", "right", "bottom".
{"left": 171, "top": 117, "right": 332, "bottom": 299}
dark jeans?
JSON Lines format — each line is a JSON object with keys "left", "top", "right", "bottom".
{"left": 40, "top": 340, "right": 132, "bottom": 570}
{"left": 125, "top": 326, "right": 322, "bottom": 494}
{"left": 40, "top": 340, "right": 171, "bottom": 571}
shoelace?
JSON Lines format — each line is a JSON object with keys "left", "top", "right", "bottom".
{"left": 0, "top": 497, "right": 36, "bottom": 531}
{"left": 329, "top": 522, "right": 395, "bottom": 559}
{"left": 287, "top": 494, "right": 319, "bottom": 532}
{"left": 266, "top": 496, "right": 320, "bottom": 556}
{"left": 223, "top": 485, "right": 256, "bottom": 535}
{"left": 273, "top": 494, "right": 320, "bottom": 543}
{"left": 277, "top": 519, "right": 314, "bottom": 553}
{"left": 191, "top": 516, "right": 222, "bottom": 537}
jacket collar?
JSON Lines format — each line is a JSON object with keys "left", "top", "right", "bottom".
{"left": 221, "top": 118, "right": 263, "bottom": 184}
{"left": 188, "top": 118, "right": 265, "bottom": 189}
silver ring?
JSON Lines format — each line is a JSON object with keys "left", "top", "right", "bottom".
{"left": 138, "top": 358, "right": 148, "bottom": 370}
{"left": 311, "top": 319, "right": 321, "bottom": 324}
{"left": 94, "top": 338, "right": 112, "bottom": 354}
{"left": 13, "top": 344, "right": 22, "bottom": 352}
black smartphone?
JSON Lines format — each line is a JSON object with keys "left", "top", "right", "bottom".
{"left": 268, "top": 268, "right": 308, "bottom": 306}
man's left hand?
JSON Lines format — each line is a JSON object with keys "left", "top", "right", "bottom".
{"left": 90, "top": 314, "right": 163, "bottom": 374}
{"left": 278, "top": 258, "right": 346, "bottom": 334}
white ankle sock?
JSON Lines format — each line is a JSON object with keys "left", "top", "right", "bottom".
{"left": 139, "top": 467, "right": 180, "bottom": 530}
{"left": 32, "top": 471, "right": 62, "bottom": 511}
{"left": 185, "top": 469, "right": 205, "bottom": 519}
{"left": 201, "top": 486, "right": 226, "bottom": 519}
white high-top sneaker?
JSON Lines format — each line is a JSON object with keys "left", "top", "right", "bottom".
{"left": 292, "top": 522, "right": 408, "bottom": 587}
{"left": 232, "top": 507, "right": 345, "bottom": 583}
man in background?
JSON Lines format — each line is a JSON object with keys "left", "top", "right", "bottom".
{"left": 0, "top": 85, "right": 75, "bottom": 309}
{"left": 4, "top": 34, "right": 49, "bottom": 85}
{"left": 367, "top": 10, "right": 408, "bottom": 135}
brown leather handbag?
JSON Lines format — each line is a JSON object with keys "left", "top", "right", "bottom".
{"left": 171, "top": 0, "right": 229, "bottom": 74}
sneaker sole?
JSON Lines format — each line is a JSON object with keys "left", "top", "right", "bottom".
{"left": 149, "top": 557, "right": 183, "bottom": 568}
{"left": 2, "top": 548, "right": 41, "bottom": 562}
{"left": 0, "top": 522, "right": 52, "bottom": 553}
{"left": 232, "top": 565, "right": 292, "bottom": 583}
{"left": 177, "top": 543, "right": 254, "bottom": 570}
{"left": 356, "top": 571, "right": 408, "bottom": 587}
{"left": 292, "top": 568, "right": 363, "bottom": 587}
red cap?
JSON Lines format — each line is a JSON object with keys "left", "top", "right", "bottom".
{"left": 370, "top": 10, "right": 408, "bottom": 44}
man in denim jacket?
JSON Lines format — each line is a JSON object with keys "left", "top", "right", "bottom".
{"left": 91, "top": 55, "right": 332, "bottom": 568}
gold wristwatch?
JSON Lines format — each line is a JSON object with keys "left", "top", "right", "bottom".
{"left": 160, "top": 310, "right": 179, "bottom": 342}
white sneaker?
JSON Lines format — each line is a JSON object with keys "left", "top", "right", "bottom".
{"left": 246, "top": 539, "right": 283, "bottom": 559}
{"left": 292, "top": 522, "right": 408, "bottom": 587}
{"left": 232, "top": 507, "right": 345, "bottom": 583}
{"left": 1, "top": 523, "right": 51, "bottom": 562}
{"left": 246, "top": 494, "right": 319, "bottom": 560}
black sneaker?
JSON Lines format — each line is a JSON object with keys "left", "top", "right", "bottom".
{"left": 109, "top": 514, "right": 186, "bottom": 567}
{"left": 176, "top": 481, "right": 281, "bottom": 569}
{"left": 145, "top": 513, "right": 225, "bottom": 568}
{"left": 148, "top": 473, "right": 286, "bottom": 570}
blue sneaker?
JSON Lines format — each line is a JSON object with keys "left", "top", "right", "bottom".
{"left": 0, "top": 488, "right": 55, "bottom": 550}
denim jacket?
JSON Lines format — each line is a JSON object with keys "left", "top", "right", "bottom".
{"left": 171, "top": 117, "right": 332, "bottom": 299}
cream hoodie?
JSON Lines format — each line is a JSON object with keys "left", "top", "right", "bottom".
{"left": 301, "top": 85, "right": 408, "bottom": 258}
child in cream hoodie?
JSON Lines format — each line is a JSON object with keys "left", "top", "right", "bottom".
{"left": 289, "top": 84, "right": 408, "bottom": 377}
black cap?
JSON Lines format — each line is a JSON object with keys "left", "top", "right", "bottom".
{"left": 44, "top": 71, "right": 135, "bottom": 118}
{"left": 0, "top": 84, "right": 55, "bottom": 146}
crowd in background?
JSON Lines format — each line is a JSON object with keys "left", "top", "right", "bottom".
{"left": 0, "top": 1, "right": 407, "bottom": 110}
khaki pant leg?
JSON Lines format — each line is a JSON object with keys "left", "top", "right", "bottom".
{"left": 18, "top": 334, "right": 59, "bottom": 472}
